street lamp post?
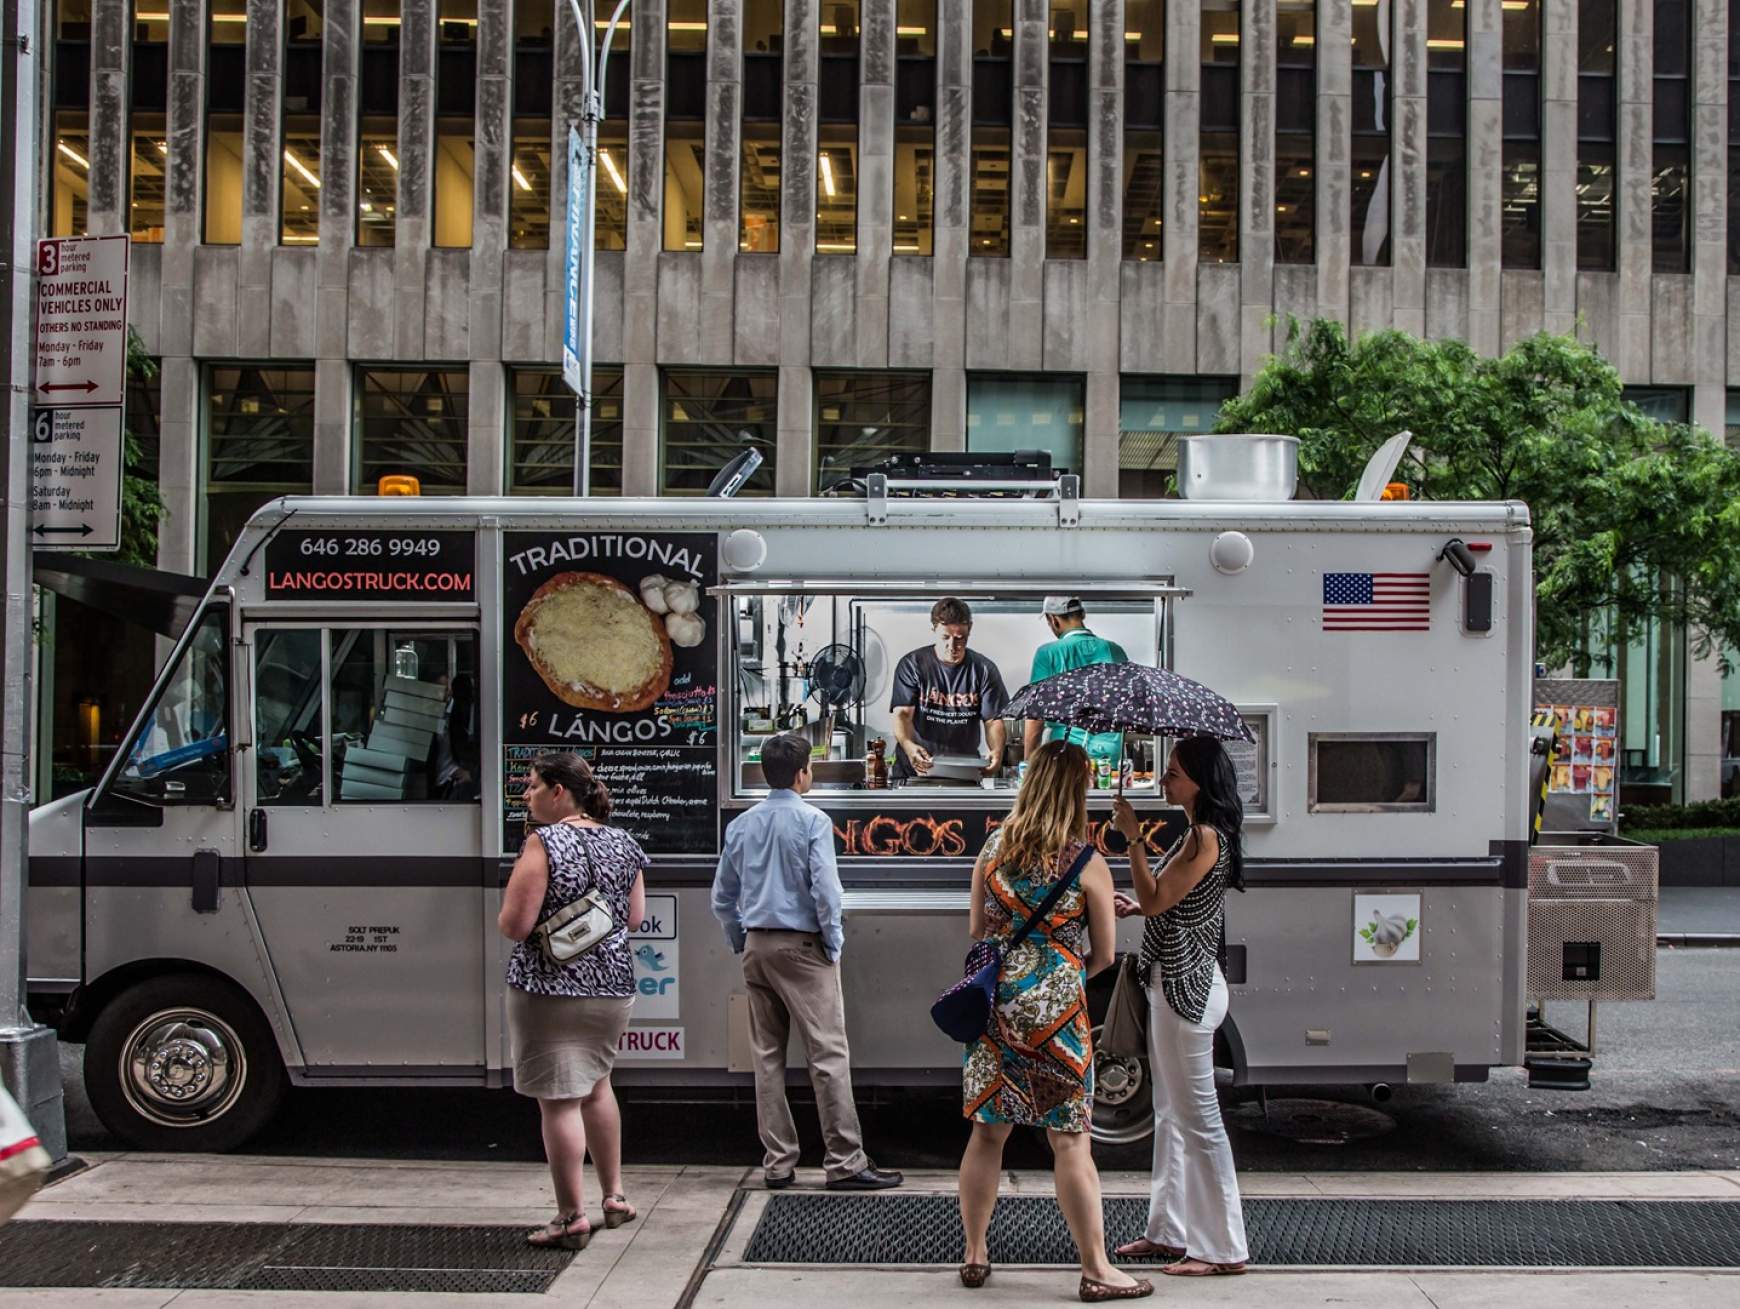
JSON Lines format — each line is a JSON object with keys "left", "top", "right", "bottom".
{"left": 565, "top": 0, "right": 633, "bottom": 497}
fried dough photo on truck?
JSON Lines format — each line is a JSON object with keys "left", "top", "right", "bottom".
{"left": 513, "top": 570, "right": 673, "bottom": 712}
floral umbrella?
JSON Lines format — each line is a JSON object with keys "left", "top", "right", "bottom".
{"left": 1003, "top": 662, "right": 1255, "bottom": 744}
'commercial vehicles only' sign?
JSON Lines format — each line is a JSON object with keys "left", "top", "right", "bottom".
{"left": 32, "top": 235, "right": 129, "bottom": 551}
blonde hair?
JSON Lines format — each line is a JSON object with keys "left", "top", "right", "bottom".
{"left": 996, "top": 740, "right": 1091, "bottom": 874}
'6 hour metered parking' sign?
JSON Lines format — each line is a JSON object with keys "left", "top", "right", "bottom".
{"left": 31, "top": 235, "right": 129, "bottom": 552}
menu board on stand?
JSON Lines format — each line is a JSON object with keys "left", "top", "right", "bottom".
{"left": 1533, "top": 678, "right": 1621, "bottom": 833}
{"left": 500, "top": 531, "right": 720, "bottom": 854}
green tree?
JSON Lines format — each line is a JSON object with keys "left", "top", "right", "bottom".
{"left": 1216, "top": 318, "right": 1740, "bottom": 672}
{"left": 117, "top": 327, "right": 166, "bottom": 567}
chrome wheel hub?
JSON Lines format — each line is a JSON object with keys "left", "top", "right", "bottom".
{"left": 1090, "top": 1024, "right": 1153, "bottom": 1146}
{"left": 120, "top": 1009, "right": 246, "bottom": 1128}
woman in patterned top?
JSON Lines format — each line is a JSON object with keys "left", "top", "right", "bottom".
{"left": 956, "top": 741, "right": 1153, "bottom": 1302}
{"left": 499, "top": 752, "right": 648, "bottom": 1252}
{"left": 1110, "top": 736, "right": 1248, "bottom": 1276}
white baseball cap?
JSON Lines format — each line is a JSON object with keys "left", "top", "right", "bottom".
{"left": 1042, "top": 595, "right": 1084, "bottom": 616}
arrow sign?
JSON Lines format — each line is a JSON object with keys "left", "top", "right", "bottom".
{"left": 38, "top": 380, "right": 98, "bottom": 395}
{"left": 34, "top": 235, "right": 129, "bottom": 408}
{"left": 30, "top": 407, "right": 123, "bottom": 552}
{"left": 33, "top": 523, "right": 93, "bottom": 537}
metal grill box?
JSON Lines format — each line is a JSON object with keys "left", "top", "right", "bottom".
{"left": 1527, "top": 834, "right": 1658, "bottom": 1002}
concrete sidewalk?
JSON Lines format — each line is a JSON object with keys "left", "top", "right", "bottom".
{"left": 1657, "top": 886, "right": 1740, "bottom": 944}
{"left": 5, "top": 1156, "right": 1738, "bottom": 1307}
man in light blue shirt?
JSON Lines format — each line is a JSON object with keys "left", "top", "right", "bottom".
{"left": 712, "top": 733, "right": 902, "bottom": 1192}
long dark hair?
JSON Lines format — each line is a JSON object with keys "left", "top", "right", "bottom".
{"left": 1174, "top": 736, "right": 1245, "bottom": 892}
{"left": 531, "top": 752, "right": 613, "bottom": 822}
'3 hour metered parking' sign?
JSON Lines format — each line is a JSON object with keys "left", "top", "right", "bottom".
{"left": 31, "top": 235, "right": 129, "bottom": 552}
{"left": 561, "top": 125, "right": 584, "bottom": 395}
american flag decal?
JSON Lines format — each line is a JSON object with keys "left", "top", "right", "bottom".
{"left": 1322, "top": 572, "right": 1432, "bottom": 631}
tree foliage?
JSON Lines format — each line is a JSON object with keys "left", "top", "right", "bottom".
{"left": 1215, "top": 318, "right": 1740, "bottom": 672}
{"left": 118, "top": 327, "right": 166, "bottom": 568}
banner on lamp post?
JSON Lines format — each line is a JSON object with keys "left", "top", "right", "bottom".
{"left": 562, "top": 125, "right": 585, "bottom": 396}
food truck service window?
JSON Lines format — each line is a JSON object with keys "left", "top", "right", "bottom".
{"left": 723, "top": 585, "right": 1175, "bottom": 797}
{"left": 1308, "top": 732, "right": 1437, "bottom": 813}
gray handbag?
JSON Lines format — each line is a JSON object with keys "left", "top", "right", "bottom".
{"left": 1099, "top": 953, "right": 1149, "bottom": 1057}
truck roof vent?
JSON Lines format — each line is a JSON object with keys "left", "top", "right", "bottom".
{"left": 1177, "top": 434, "right": 1300, "bottom": 502}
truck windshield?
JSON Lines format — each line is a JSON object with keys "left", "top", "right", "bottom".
{"left": 108, "top": 604, "right": 232, "bottom": 806}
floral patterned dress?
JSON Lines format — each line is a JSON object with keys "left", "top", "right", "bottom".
{"left": 962, "top": 831, "right": 1095, "bottom": 1132}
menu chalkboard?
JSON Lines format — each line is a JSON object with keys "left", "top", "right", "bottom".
{"left": 500, "top": 531, "right": 719, "bottom": 853}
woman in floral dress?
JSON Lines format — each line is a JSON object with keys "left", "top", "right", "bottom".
{"left": 956, "top": 741, "right": 1152, "bottom": 1302}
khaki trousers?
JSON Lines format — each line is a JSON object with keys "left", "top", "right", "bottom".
{"left": 741, "top": 930, "right": 870, "bottom": 1181}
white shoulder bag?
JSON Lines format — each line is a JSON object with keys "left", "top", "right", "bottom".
{"left": 533, "top": 823, "right": 616, "bottom": 965}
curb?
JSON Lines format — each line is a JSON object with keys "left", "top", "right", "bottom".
{"left": 1657, "top": 934, "right": 1740, "bottom": 948}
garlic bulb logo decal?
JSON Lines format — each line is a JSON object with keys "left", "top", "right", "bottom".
{"left": 1358, "top": 911, "right": 1418, "bottom": 959}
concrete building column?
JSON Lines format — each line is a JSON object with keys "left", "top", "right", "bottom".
{"left": 313, "top": 1, "right": 359, "bottom": 496}
{"left": 622, "top": 0, "right": 668, "bottom": 496}
{"left": 395, "top": 0, "right": 436, "bottom": 359}
{"left": 1081, "top": 0, "right": 1124, "bottom": 497}
{"left": 776, "top": 0, "right": 819, "bottom": 495}
{"left": 1690, "top": 0, "right": 1727, "bottom": 432}
{"left": 1161, "top": 0, "right": 1201, "bottom": 372}
{"left": 1541, "top": 0, "right": 1578, "bottom": 335}
{"left": 237, "top": 0, "right": 283, "bottom": 360}
{"left": 1316, "top": 0, "right": 1351, "bottom": 328}
{"left": 1615, "top": 0, "right": 1652, "bottom": 381}
{"left": 1239, "top": 0, "right": 1276, "bottom": 386}
{"left": 87, "top": 0, "right": 129, "bottom": 235}
{"left": 701, "top": 0, "right": 742, "bottom": 362}
{"left": 855, "top": 0, "right": 895, "bottom": 368}
{"left": 1007, "top": 0, "right": 1047, "bottom": 370}
{"left": 468, "top": 0, "right": 512, "bottom": 384}
{"left": 1465, "top": 0, "right": 1502, "bottom": 356}
{"left": 929, "top": 0, "right": 970, "bottom": 450}
{"left": 468, "top": 360, "right": 508, "bottom": 496}
{"left": 156, "top": 357, "right": 201, "bottom": 575}
{"left": 1393, "top": 0, "right": 1429, "bottom": 337}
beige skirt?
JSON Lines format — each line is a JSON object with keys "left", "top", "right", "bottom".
{"left": 507, "top": 988, "right": 634, "bottom": 1101}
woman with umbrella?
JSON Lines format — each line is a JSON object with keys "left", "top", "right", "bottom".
{"left": 1002, "top": 665, "right": 1251, "bottom": 1276}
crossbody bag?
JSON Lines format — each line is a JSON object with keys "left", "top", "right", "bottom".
{"left": 533, "top": 821, "right": 616, "bottom": 965}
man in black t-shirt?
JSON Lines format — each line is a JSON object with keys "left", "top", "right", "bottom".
{"left": 889, "top": 597, "right": 1009, "bottom": 781}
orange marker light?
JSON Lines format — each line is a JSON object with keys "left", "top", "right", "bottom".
{"left": 1380, "top": 482, "right": 1411, "bottom": 501}
{"left": 378, "top": 475, "right": 421, "bottom": 496}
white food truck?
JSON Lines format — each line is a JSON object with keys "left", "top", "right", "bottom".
{"left": 28, "top": 454, "right": 1593, "bottom": 1151}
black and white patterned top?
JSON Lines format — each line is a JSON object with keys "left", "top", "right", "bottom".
{"left": 1138, "top": 827, "right": 1230, "bottom": 1025}
{"left": 507, "top": 822, "right": 649, "bottom": 999}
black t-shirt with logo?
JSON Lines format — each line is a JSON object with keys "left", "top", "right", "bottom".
{"left": 889, "top": 647, "right": 1010, "bottom": 778}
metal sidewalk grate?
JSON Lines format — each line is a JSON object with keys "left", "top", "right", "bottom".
{"left": 0, "top": 1221, "right": 574, "bottom": 1293}
{"left": 740, "top": 1194, "right": 1740, "bottom": 1268}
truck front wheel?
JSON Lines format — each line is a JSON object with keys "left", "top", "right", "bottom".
{"left": 84, "top": 973, "right": 286, "bottom": 1152}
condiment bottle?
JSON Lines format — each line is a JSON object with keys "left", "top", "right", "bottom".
{"left": 866, "top": 738, "right": 888, "bottom": 789}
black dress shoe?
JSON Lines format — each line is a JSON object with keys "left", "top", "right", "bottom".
{"left": 764, "top": 1171, "right": 795, "bottom": 1190}
{"left": 825, "top": 1165, "right": 904, "bottom": 1191}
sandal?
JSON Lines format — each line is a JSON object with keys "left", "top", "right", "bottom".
{"left": 527, "top": 1212, "right": 591, "bottom": 1251}
{"left": 602, "top": 1193, "right": 638, "bottom": 1229}
{"left": 958, "top": 1263, "right": 991, "bottom": 1288}
{"left": 1112, "top": 1238, "right": 1185, "bottom": 1260}
{"left": 1078, "top": 1274, "right": 1154, "bottom": 1301}
{"left": 1160, "top": 1258, "right": 1246, "bottom": 1277}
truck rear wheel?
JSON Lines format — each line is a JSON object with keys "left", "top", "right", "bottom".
{"left": 84, "top": 973, "right": 286, "bottom": 1152}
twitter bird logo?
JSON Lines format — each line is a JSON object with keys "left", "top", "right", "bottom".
{"left": 634, "top": 944, "right": 668, "bottom": 971}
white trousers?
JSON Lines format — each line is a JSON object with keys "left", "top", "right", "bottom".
{"left": 1143, "top": 968, "right": 1248, "bottom": 1264}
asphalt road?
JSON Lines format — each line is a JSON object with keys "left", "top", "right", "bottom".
{"left": 57, "top": 946, "right": 1740, "bottom": 1173}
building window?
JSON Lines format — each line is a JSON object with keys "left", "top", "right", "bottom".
{"left": 1200, "top": 0, "right": 1240, "bottom": 263}
{"left": 1123, "top": 0, "right": 1163, "bottom": 261}
{"left": 129, "top": 6, "right": 169, "bottom": 242}
{"left": 282, "top": 2, "right": 324, "bottom": 246}
{"left": 966, "top": 374, "right": 1084, "bottom": 474}
{"left": 971, "top": 0, "right": 1013, "bottom": 256}
{"left": 204, "top": 1, "right": 247, "bottom": 245}
{"left": 1624, "top": 385, "right": 1690, "bottom": 424}
{"left": 127, "top": 358, "right": 163, "bottom": 485}
{"left": 1275, "top": 0, "right": 1314, "bottom": 264}
{"left": 1501, "top": 0, "right": 1541, "bottom": 268}
{"left": 510, "top": 0, "right": 554, "bottom": 250}
{"left": 1046, "top": 2, "right": 1088, "bottom": 259}
{"left": 814, "top": 372, "right": 933, "bottom": 492}
{"left": 662, "top": 370, "right": 778, "bottom": 495}
{"left": 1350, "top": 0, "right": 1390, "bottom": 266}
{"left": 356, "top": 368, "right": 470, "bottom": 494}
{"left": 665, "top": 1, "right": 707, "bottom": 251}
{"left": 1726, "top": 389, "right": 1740, "bottom": 448}
{"left": 1653, "top": 0, "right": 1691, "bottom": 273}
{"left": 742, "top": 0, "right": 783, "bottom": 251}
{"left": 507, "top": 367, "right": 624, "bottom": 495}
{"left": 1425, "top": 0, "right": 1466, "bottom": 267}
{"left": 1118, "top": 376, "right": 1237, "bottom": 499}
{"left": 358, "top": 0, "right": 401, "bottom": 246}
{"left": 895, "top": 0, "right": 936, "bottom": 255}
{"left": 818, "top": 3, "right": 861, "bottom": 254}
{"left": 433, "top": 1, "right": 476, "bottom": 249}
{"left": 1579, "top": 0, "right": 1618, "bottom": 271}
{"left": 205, "top": 366, "right": 316, "bottom": 572}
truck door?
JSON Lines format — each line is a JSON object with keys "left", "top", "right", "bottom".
{"left": 242, "top": 623, "right": 485, "bottom": 1074}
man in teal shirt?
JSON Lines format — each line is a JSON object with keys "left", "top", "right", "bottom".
{"left": 1023, "top": 596, "right": 1129, "bottom": 767}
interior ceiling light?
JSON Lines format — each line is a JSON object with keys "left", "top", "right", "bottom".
{"left": 599, "top": 147, "right": 627, "bottom": 194}
{"left": 820, "top": 153, "right": 837, "bottom": 198}
{"left": 284, "top": 149, "right": 320, "bottom": 189}
{"left": 57, "top": 141, "right": 89, "bottom": 170}
{"left": 378, "top": 144, "right": 399, "bottom": 170}
{"left": 512, "top": 164, "right": 532, "bottom": 192}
